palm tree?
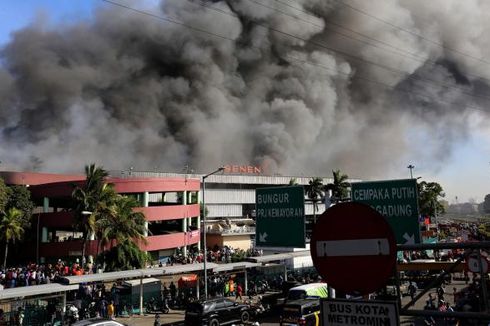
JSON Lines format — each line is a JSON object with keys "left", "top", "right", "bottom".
{"left": 102, "top": 240, "right": 149, "bottom": 271}
{"left": 0, "top": 208, "right": 25, "bottom": 270}
{"left": 72, "top": 164, "right": 115, "bottom": 267}
{"left": 288, "top": 178, "right": 299, "bottom": 186}
{"left": 325, "top": 169, "right": 350, "bottom": 204}
{"left": 97, "top": 195, "right": 147, "bottom": 249}
{"left": 307, "top": 177, "right": 324, "bottom": 224}
{"left": 96, "top": 195, "right": 148, "bottom": 269}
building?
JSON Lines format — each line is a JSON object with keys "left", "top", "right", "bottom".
{"left": 2, "top": 167, "right": 352, "bottom": 268}
{"left": 1, "top": 171, "right": 201, "bottom": 264}
{"left": 113, "top": 167, "right": 341, "bottom": 269}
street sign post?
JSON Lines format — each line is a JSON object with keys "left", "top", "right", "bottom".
{"left": 311, "top": 202, "right": 397, "bottom": 295}
{"left": 351, "top": 178, "right": 420, "bottom": 244}
{"left": 321, "top": 299, "right": 399, "bottom": 326}
{"left": 255, "top": 185, "right": 305, "bottom": 248}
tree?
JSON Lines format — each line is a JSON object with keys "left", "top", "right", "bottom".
{"left": 288, "top": 178, "right": 299, "bottom": 186}
{"left": 483, "top": 194, "right": 490, "bottom": 214}
{"left": 5, "top": 185, "right": 34, "bottom": 228}
{"left": 72, "top": 164, "right": 115, "bottom": 266}
{"left": 0, "top": 208, "right": 25, "bottom": 270}
{"left": 0, "top": 178, "right": 8, "bottom": 215}
{"left": 96, "top": 195, "right": 147, "bottom": 256}
{"left": 101, "top": 240, "right": 149, "bottom": 271}
{"left": 325, "top": 169, "right": 350, "bottom": 203}
{"left": 417, "top": 181, "right": 445, "bottom": 217}
{"left": 306, "top": 177, "right": 324, "bottom": 224}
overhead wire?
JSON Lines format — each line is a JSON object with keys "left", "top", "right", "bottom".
{"left": 240, "top": 0, "right": 490, "bottom": 102}
{"left": 339, "top": 0, "right": 490, "bottom": 67}
{"left": 270, "top": 0, "right": 490, "bottom": 85}
{"left": 99, "top": 0, "right": 489, "bottom": 114}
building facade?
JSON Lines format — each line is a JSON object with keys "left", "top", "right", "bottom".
{"left": 1, "top": 168, "right": 352, "bottom": 266}
{"left": 1, "top": 171, "right": 201, "bottom": 263}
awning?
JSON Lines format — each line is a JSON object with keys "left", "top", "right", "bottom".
{"left": 61, "top": 262, "right": 219, "bottom": 285}
{"left": 0, "top": 283, "right": 79, "bottom": 301}
{"left": 247, "top": 250, "right": 310, "bottom": 263}
{"left": 213, "top": 261, "right": 261, "bottom": 273}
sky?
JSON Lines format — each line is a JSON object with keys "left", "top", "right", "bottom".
{"left": 0, "top": 0, "right": 489, "bottom": 203}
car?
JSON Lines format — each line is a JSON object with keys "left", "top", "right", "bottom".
{"left": 280, "top": 298, "right": 320, "bottom": 326}
{"left": 72, "top": 318, "right": 128, "bottom": 326}
{"left": 286, "top": 283, "right": 329, "bottom": 303}
{"left": 185, "top": 298, "right": 253, "bottom": 326}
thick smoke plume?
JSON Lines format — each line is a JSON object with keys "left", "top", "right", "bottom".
{"left": 1, "top": 0, "right": 489, "bottom": 178}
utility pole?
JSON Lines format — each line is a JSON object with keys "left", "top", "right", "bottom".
{"left": 407, "top": 164, "right": 415, "bottom": 179}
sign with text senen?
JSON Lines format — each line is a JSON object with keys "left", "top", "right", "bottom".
{"left": 321, "top": 299, "right": 399, "bottom": 326}
{"left": 351, "top": 179, "right": 420, "bottom": 244}
{"left": 255, "top": 186, "right": 305, "bottom": 248}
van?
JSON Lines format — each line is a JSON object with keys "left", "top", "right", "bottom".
{"left": 280, "top": 299, "right": 320, "bottom": 326}
{"left": 286, "top": 283, "right": 328, "bottom": 302}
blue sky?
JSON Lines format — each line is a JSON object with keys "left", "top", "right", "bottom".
{"left": 0, "top": 1, "right": 488, "bottom": 203}
{"left": 0, "top": 0, "right": 97, "bottom": 45}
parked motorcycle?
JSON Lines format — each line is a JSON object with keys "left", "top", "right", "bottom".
{"left": 65, "top": 303, "right": 79, "bottom": 324}
{"left": 146, "top": 297, "right": 170, "bottom": 314}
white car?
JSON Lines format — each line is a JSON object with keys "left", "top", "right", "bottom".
{"left": 72, "top": 319, "right": 128, "bottom": 326}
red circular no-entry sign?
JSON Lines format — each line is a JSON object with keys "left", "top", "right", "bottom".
{"left": 310, "top": 202, "right": 397, "bottom": 295}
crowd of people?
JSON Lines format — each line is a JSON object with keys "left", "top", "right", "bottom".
{"left": 159, "top": 245, "right": 263, "bottom": 266}
{"left": 0, "top": 245, "right": 263, "bottom": 290}
{"left": 0, "top": 260, "right": 87, "bottom": 289}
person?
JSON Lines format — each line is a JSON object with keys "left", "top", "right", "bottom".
{"left": 437, "top": 285, "right": 445, "bottom": 302}
{"left": 236, "top": 283, "right": 243, "bottom": 302}
{"left": 13, "top": 307, "right": 23, "bottom": 326}
{"left": 408, "top": 282, "right": 417, "bottom": 301}
{"left": 107, "top": 300, "right": 115, "bottom": 319}
{"left": 154, "top": 314, "right": 161, "bottom": 326}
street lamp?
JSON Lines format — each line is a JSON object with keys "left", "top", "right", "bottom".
{"left": 202, "top": 166, "right": 225, "bottom": 299}
{"left": 407, "top": 164, "right": 415, "bottom": 179}
{"left": 81, "top": 210, "right": 93, "bottom": 268}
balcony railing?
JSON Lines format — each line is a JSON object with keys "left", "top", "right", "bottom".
{"left": 206, "top": 226, "right": 256, "bottom": 235}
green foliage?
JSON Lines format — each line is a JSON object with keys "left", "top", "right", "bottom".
{"left": 96, "top": 195, "right": 147, "bottom": 249}
{"left": 483, "top": 194, "right": 490, "bottom": 214}
{"left": 0, "top": 208, "right": 24, "bottom": 243}
{"left": 0, "top": 178, "right": 8, "bottom": 214}
{"left": 0, "top": 208, "right": 25, "bottom": 269}
{"left": 72, "top": 164, "right": 114, "bottom": 237}
{"left": 325, "top": 169, "right": 350, "bottom": 203}
{"left": 5, "top": 185, "right": 34, "bottom": 228}
{"left": 417, "top": 181, "right": 445, "bottom": 217}
{"left": 307, "top": 177, "right": 324, "bottom": 213}
{"left": 288, "top": 178, "right": 299, "bottom": 186}
{"left": 99, "top": 240, "right": 149, "bottom": 271}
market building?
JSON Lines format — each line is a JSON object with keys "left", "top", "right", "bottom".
{"left": 1, "top": 167, "right": 347, "bottom": 266}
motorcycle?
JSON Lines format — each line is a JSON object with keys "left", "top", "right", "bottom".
{"left": 146, "top": 297, "right": 170, "bottom": 314}
{"left": 65, "top": 303, "right": 79, "bottom": 324}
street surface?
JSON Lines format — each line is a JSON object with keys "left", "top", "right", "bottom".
{"left": 112, "top": 279, "right": 470, "bottom": 326}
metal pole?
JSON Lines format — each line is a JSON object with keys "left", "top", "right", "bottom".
{"left": 202, "top": 167, "right": 224, "bottom": 299}
{"left": 62, "top": 292, "right": 67, "bottom": 323}
{"left": 203, "top": 178, "right": 208, "bottom": 299}
{"left": 244, "top": 269, "right": 248, "bottom": 295}
{"left": 139, "top": 277, "right": 144, "bottom": 315}
{"left": 36, "top": 213, "right": 40, "bottom": 265}
{"left": 196, "top": 276, "right": 200, "bottom": 300}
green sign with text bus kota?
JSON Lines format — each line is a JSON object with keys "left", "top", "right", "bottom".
{"left": 255, "top": 186, "right": 305, "bottom": 248}
{"left": 351, "top": 179, "right": 420, "bottom": 244}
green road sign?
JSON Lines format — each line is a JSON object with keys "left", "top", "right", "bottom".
{"left": 255, "top": 186, "right": 305, "bottom": 248}
{"left": 351, "top": 179, "right": 420, "bottom": 244}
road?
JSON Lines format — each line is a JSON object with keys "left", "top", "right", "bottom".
{"left": 111, "top": 279, "right": 470, "bottom": 326}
